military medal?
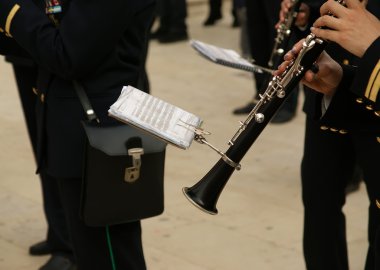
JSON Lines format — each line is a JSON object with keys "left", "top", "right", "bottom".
{"left": 45, "top": 0, "right": 62, "bottom": 15}
{"left": 44, "top": 0, "right": 63, "bottom": 26}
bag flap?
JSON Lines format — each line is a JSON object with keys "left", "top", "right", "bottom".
{"left": 82, "top": 121, "right": 166, "bottom": 156}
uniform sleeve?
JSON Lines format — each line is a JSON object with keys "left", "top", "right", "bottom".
{"left": 0, "top": 0, "right": 153, "bottom": 79}
{"left": 0, "top": 33, "right": 29, "bottom": 56}
{"left": 350, "top": 37, "right": 380, "bottom": 111}
{"left": 317, "top": 64, "right": 380, "bottom": 133}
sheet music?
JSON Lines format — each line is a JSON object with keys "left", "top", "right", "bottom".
{"left": 108, "top": 86, "right": 202, "bottom": 149}
{"left": 190, "top": 40, "right": 273, "bottom": 74}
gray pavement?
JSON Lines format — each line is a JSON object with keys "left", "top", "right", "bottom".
{"left": 0, "top": 1, "right": 369, "bottom": 269}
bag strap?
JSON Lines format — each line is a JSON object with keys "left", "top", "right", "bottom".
{"left": 73, "top": 80, "right": 100, "bottom": 123}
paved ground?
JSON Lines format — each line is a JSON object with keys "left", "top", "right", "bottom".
{"left": 0, "top": 1, "right": 369, "bottom": 269}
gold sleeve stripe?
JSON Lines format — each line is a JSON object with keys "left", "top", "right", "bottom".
{"left": 5, "top": 4, "right": 20, "bottom": 38}
{"left": 365, "top": 60, "right": 380, "bottom": 101}
{"left": 369, "top": 73, "right": 380, "bottom": 102}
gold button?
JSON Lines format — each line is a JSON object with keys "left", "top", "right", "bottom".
{"left": 356, "top": 98, "right": 364, "bottom": 103}
{"left": 339, "top": 130, "right": 348, "bottom": 134}
{"left": 40, "top": 93, "right": 45, "bottom": 103}
{"left": 375, "top": 111, "right": 380, "bottom": 117}
{"left": 366, "top": 105, "right": 374, "bottom": 110}
{"left": 376, "top": 199, "right": 380, "bottom": 209}
{"left": 343, "top": 59, "right": 349, "bottom": 65}
{"left": 320, "top": 126, "right": 329, "bottom": 130}
{"left": 32, "top": 87, "right": 38, "bottom": 95}
{"left": 330, "top": 128, "right": 338, "bottom": 132}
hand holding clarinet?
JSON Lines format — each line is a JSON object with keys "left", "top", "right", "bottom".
{"left": 276, "top": 0, "right": 380, "bottom": 97}
{"left": 311, "top": 0, "right": 379, "bottom": 58}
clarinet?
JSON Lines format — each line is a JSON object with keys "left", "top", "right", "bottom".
{"left": 182, "top": 0, "right": 346, "bottom": 215}
{"left": 268, "top": 0, "right": 303, "bottom": 68}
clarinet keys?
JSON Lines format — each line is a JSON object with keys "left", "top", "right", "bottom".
{"left": 277, "top": 90, "right": 286, "bottom": 98}
{"left": 255, "top": 113, "right": 265, "bottom": 123}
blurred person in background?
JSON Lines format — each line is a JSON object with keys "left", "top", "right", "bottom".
{"left": 150, "top": 0, "right": 189, "bottom": 43}
{"left": 233, "top": 0, "right": 299, "bottom": 124}
{"left": 203, "top": 0, "right": 240, "bottom": 27}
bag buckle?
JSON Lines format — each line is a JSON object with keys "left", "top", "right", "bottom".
{"left": 125, "top": 148, "right": 144, "bottom": 183}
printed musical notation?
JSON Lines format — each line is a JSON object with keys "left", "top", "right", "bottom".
{"left": 109, "top": 86, "right": 202, "bottom": 149}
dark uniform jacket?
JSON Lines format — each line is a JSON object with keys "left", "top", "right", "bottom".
{"left": 0, "top": 0, "right": 156, "bottom": 178}
{"left": 319, "top": 37, "right": 380, "bottom": 133}
{"left": 300, "top": 0, "right": 380, "bottom": 134}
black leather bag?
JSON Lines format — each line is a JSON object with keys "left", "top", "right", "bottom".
{"left": 74, "top": 81, "right": 167, "bottom": 226}
{"left": 81, "top": 122, "right": 166, "bottom": 226}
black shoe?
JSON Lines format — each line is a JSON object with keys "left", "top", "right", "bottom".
{"left": 233, "top": 102, "right": 256, "bottom": 115}
{"left": 29, "top": 240, "right": 52, "bottom": 256}
{"left": 39, "top": 255, "right": 76, "bottom": 270}
{"left": 150, "top": 28, "right": 167, "bottom": 40}
{"left": 203, "top": 14, "right": 222, "bottom": 26}
{"left": 270, "top": 110, "right": 295, "bottom": 124}
{"left": 158, "top": 31, "right": 188, "bottom": 44}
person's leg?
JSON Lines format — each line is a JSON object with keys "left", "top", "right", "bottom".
{"left": 156, "top": 0, "right": 170, "bottom": 34}
{"left": 231, "top": 0, "right": 240, "bottom": 27}
{"left": 236, "top": 5, "right": 250, "bottom": 58}
{"left": 57, "top": 177, "right": 146, "bottom": 270}
{"left": 232, "top": 71, "right": 267, "bottom": 115}
{"left": 270, "top": 85, "right": 299, "bottom": 123}
{"left": 158, "top": 0, "right": 188, "bottom": 43}
{"left": 233, "top": 0, "right": 279, "bottom": 114}
{"left": 170, "top": 0, "right": 187, "bottom": 34}
{"left": 352, "top": 133, "right": 380, "bottom": 270}
{"left": 203, "top": 0, "right": 222, "bottom": 26}
{"left": 12, "top": 64, "right": 73, "bottom": 259}
{"left": 39, "top": 176, "right": 76, "bottom": 270}
{"left": 149, "top": 0, "right": 167, "bottom": 39}
{"left": 301, "top": 117, "right": 354, "bottom": 270}
{"left": 41, "top": 173, "right": 73, "bottom": 256}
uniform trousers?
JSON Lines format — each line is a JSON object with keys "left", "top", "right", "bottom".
{"left": 244, "top": 0, "right": 299, "bottom": 115}
{"left": 56, "top": 177, "right": 146, "bottom": 270}
{"left": 206, "top": 0, "right": 238, "bottom": 19}
{"left": 245, "top": 0, "right": 280, "bottom": 100}
{"left": 12, "top": 63, "right": 72, "bottom": 256}
{"left": 301, "top": 117, "right": 380, "bottom": 270}
{"left": 207, "top": 0, "right": 222, "bottom": 18}
{"left": 157, "top": 0, "right": 187, "bottom": 34}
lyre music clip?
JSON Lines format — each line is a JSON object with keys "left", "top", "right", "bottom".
{"left": 178, "top": 120, "right": 211, "bottom": 137}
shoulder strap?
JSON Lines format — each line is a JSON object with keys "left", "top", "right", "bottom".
{"left": 73, "top": 80, "right": 100, "bottom": 123}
